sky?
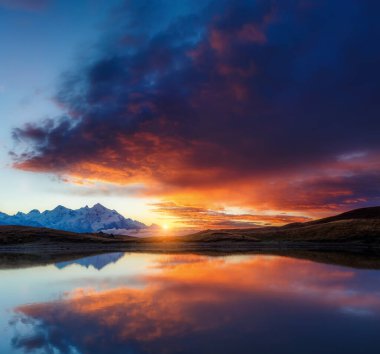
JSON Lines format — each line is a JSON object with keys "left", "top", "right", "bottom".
{"left": 1, "top": 0, "right": 379, "bottom": 229}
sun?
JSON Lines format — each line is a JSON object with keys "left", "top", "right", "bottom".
{"left": 162, "top": 223, "right": 170, "bottom": 231}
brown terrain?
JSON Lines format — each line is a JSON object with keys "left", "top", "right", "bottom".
{"left": 0, "top": 206, "right": 379, "bottom": 269}
{"left": 175, "top": 207, "right": 380, "bottom": 244}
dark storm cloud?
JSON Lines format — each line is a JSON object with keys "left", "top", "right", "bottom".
{"left": 12, "top": 0, "right": 380, "bottom": 212}
{"left": 0, "top": 0, "right": 51, "bottom": 11}
{"left": 267, "top": 170, "right": 380, "bottom": 212}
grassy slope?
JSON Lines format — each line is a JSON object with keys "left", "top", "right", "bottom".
{"left": 163, "top": 207, "right": 380, "bottom": 245}
{"left": 0, "top": 225, "right": 138, "bottom": 245}
{"left": 0, "top": 206, "right": 380, "bottom": 248}
{"left": 1, "top": 208, "right": 380, "bottom": 269}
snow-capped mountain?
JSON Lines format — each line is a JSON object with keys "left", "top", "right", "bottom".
{"left": 0, "top": 203, "right": 146, "bottom": 233}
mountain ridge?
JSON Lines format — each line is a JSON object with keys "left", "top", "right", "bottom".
{"left": 0, "top": 206, "right": 380, "bottom": 257}
{"left": 0, "top": 203, "right": 146, "bottom": 233}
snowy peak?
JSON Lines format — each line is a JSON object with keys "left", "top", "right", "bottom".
{"left": 92, "top": 203, "right": 107, "bottom": 211}
{"left": 28, "top": 209, "right": 41, "bottom": 215}
{"left": 53, "top": 205, "right": 68, "bottom": 211}
{"left": 0, "top": 204, "right": 146, "bottom": 233}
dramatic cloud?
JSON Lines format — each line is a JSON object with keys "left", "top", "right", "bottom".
{"left": 12, "top": 0, "right": 380, "bottom": 221}
{"left": 0, "top": 0, "right": 50, "bottom": 11}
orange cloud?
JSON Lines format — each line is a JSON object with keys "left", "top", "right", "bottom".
{"left": 11, "top": 0, "right": 380, "bottom": 227}
{"left": 150, "top": 201, "right": 310, "bottom": 228}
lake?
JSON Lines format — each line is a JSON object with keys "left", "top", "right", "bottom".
{"left": 1, "top": 252, "right": 380, "bottom": 354}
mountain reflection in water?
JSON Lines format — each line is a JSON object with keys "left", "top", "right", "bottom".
{"left": 55, "top": 252, "right": 124, "bottom": 270}
{"left": 8, "top": 253, "right": 380, "bottom": 354}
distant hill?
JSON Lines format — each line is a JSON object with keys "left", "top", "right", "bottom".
{"left": 0, "top": 207, "right": 380, "bottom": 254}
{"left": 0, "top": 225, "right": 137, "bottom": 245}
{"left": 173, "top": 206, "right": 380, "bottom": 244}
{"left": 306, "top": 206, "right": 380, "bottom": 225}
{"left": 0, "top": 203, "right": 146, "bottom": 233}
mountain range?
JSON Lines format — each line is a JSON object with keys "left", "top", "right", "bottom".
{"left": 0, "top": 207, "right": 380, "bottom": 259}
{"left": 0, "top": 203, "right": 146, "bottom": 233}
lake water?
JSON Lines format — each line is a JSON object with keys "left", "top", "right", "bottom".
{"left": 1, "top": 252, "right": 380, "bottom": 354}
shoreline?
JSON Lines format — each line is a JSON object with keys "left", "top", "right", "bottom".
{"left": 1, "top": 239, "right": 380, "bottom": 253}
{"left": 1, "top": 241, "right": 380, "bottom": 270}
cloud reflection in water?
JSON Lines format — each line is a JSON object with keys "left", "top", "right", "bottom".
{"left": 11, "top": 254, "right": 380, "bottom": 354}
